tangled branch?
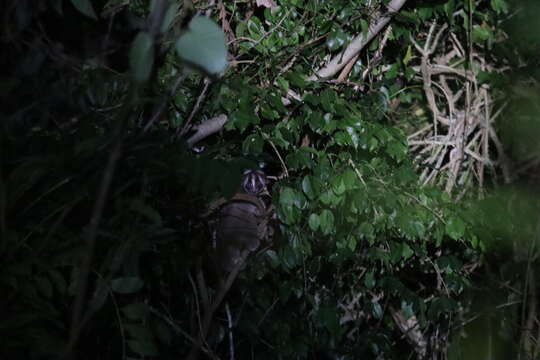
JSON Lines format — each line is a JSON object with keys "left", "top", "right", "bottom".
{"left": 408, "top": 22, "right": 510, "bottom": 196}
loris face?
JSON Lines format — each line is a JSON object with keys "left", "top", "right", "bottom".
{"left": 241, "top": 169, "right": 266, "bottom": 195}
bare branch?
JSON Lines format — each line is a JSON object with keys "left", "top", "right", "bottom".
{"left": 180, "top": 78, "right": 212, "bottom": 136}
{"left": 307, "top": 0, "right": 408, "bottom": 80}
{"left": 64, "top": 116, "right": 126, "bottom": 359}
{"left": 186, "top": 114, "right": 229, "bottom": 148}
{"left": 186, "top": 250, "right": 250, "bottom": 360}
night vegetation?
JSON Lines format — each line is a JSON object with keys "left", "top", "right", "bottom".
{"left": 1, "top": 0, "right": 539, "bottom": 359}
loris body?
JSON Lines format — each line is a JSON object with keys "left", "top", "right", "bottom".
{"left": 215, "top": 170, "right": 268, "bottom": 272}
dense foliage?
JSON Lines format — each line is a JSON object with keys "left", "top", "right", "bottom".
{"left": 1, "top": 0, "right": 538, "bottom": 359}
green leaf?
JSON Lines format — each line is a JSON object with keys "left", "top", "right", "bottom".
{"left": 330, "top": 176, "right": 346, "bottom": 195}
{"left": 403, "top": 45, "right": 412, "bottom": 65}
{"left": 323, "top": 113, "right": 337, "bottom": 133}
{"left": 437, "top": 256, "right": 462, "bottom": 274}
{"left": 230, "top": 109, "right": 255, "bottom": 132}
{"left": 412, "top": 220, "right": 426, "bottom": 238}
{"left": 326, "top": 30, "right": 347, "bottom": 51}
{"left": 279, "top": 187, "right": 305, "bottom": 209}
{"left": 368, "top": 137, "right": 379, "bottom": 151}
{"left": 472, "top": 25, "right": 492, "bottom": 42}
{"left": 446, "top": 217, "right": 466, "bottom": 240}
{"left": 400, "top": 302, "right": 415, "bottom": 319}
{"left": 308, "top": 111, "right": 324, "bottom": 133}
{"left": 111, "top": 277, "right": 144, "bottom": 294}
{"left": 279, "top": 187, "right": 305, "bottom": 225}
{"left": 402, "top": 243, "right": 414, "bottom": 260}
{"left": 344, "top": 126, "right": 359, "bottom": 148}
{"left": 261, "top": 103, "right": 279, "bottom": 119}
{"left": 418, "top": 7, "right": 432, "bottom": 20}
{"left": 125, "top": 324, "right": 154, "bottom": 341}
{"left": 386, "top": 141, "right": 407, "bottom": 162}
{"left": 348, "top": 236, "right": 357, "bottom": 251}
{"left": 320, "top": 90, "right": 337, "bottom": 112}
{"left": 129, "top": 32, "right": 154, "bottom": 83}
{"left": 342, "top": 169, "right": 358, "bottom": 190}
{"left": 319, "top": 209, "right": 334, "bottom": 235}
{"left": 385, "top": 63, "right": 398, "bottom": 79}
{"left": 154, "top": 318, "right": 172, "bottom": 344}
{"left": 89, "top": 279, "right": 109, "bottom": 312}
{"left": 247, "top": 17, "right": 264, "bottom": 40}
{"left": 396, "top": 165, "right": 417, "bottom": 185}
{"left": 319, "top": 190, "right": 341, "bottom": 207}
{"left": 302, "top": 175, "right": 320, "bottom": 200}
{"left": 280, "top": 245, "right": 300, "bottom": 269}
{"left": 242, "top": 134, "right": 264, "bottom": 154}
{"left": 490, "top": 0, "right": 508, "bottom": 14}
{"left": 276, "top": 77, "right": 290, "bottom": 92}
{"left": 318, "top": 306, "right": 340, "bottom": 335}
{"left": 364, "top": 271, "right": 375, "bottom": 289}
{"left": 175, "top": 16, "right": 228, "bottom": 75}
{"left": 286, "top": 71, "right": 306, "bottom": 88}
{"left": 358, "top": 222, "right": 375, "bottom": 243}
{"left": 121, "top": 303, "right": 148, "bottom": 320}
{"left": 269, "top": 93, "right": 288, "bottom": 113}
{"left": 372, "top": 301, "right": 383, "bottom": 319}
{"left": 130, "top": 199, "right": 162, "bottom": 225}
{"left": 360, "top": 18, "right": 369, "bottom": 37}
{"left": 428, "top": 296, "right": 457, "bottom": 319}
{"left": 389, "top": 241, "right": 403, "bottom": 263}
{"left": 265, "top": 250, "right": 280, "bottom": 268}
{"left": 161, "top": 3, "right": 179, "bottom": 33}
{"left": 127, "top": 339, "right": 158, "bottom": 356}
{"left": 308, "top": 213, "right": 320, "bottom": 231}
{"left": 470, "top": 234, "right": 479, "bottom": 249}
{"left": 303, "top": 93, "right": 320, "bottom": 106}
{"left": 70, "top": 0, "right": 97, "bottom": 20}
{"left": 397, "top": 213, "right": 424, "bottom": 239}
{"left": 286, "top": 148, "right": 314, "bottom": 169}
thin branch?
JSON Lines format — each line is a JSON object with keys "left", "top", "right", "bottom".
{"left": 225, "top": 302, "right": 235, "bottom": 360}
{"left": 349, "top": 159, "right": 367, "bottom": 186}
{"left": 256, "top": 297, "right": 279, "bottom": 328}
{"left": 186, "top": 114, "right": 229, "bottom": 147}
{"left": 179, "top": 78, "right": 212, "bottom": 136}
{"left": 251, "top": 8, "right": 292, "bottom": 48}
{"left": 196, "top": 261, "right": 210, "bottom": 314}
{"left": 337, "top": 54, "right": 359, "bottom": 82}
{"left": 142, "top": 73, "right": 187, "bottom": 133}
{"left": 186, "top": 250, "right": 250, "bottom": 360}
{"left": 307, "top": 0, "right": 408, "bottom": 80}
{"left": 361, "top": 24, "right": 393, "bottom": 82}
{"left": 107, "top": 278, "right": 126, "bottom": 360}
{"left": 64, "top": 115, "right": 127, "bottom": 359}
{"left": 267, "top": 138, "right": 289, "bottom": 178}
{"left": 0, "top": 155, "right": 6, "bottom": 239}
{"left": 148, "top": 306, "right": 216, "bottom": 357}
{"left": 257, "top": 127, "right": 289, "bottom": 177}
{"left": 188, "top": 272, "right": 204, "bottom": 341}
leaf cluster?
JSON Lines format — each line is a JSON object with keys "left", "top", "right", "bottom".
{"left": 0, "top": 0, "right": 519, "bottom": 359}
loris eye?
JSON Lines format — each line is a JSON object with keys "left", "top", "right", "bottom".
{"left": 242, "top": 170, "right": 266, "bottom": 195}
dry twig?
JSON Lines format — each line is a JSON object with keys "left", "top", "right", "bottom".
{"left": 408, "top": 22, "right": 509, "bottom": 195}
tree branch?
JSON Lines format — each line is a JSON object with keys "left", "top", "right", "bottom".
{"left": 186, "top": 114, "right": 228, "bottom": 148}
{"left": 186, "top": 250, "right": 249, "bottom": 360}
{"left": 307, "top": 0, "right": 408, "bottom": 81}
{"left": 63, "top": 119, "right": 126, "bottom": 359}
